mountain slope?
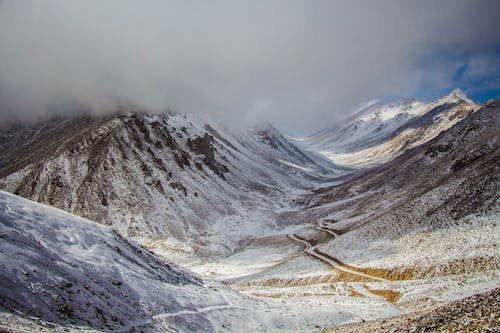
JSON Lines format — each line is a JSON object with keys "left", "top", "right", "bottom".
{"left": 300, "top": 89, "right": 480, "bottom": 167}
{"left": 305, "top": 98, "right": 427, "bottom": 152}
{"left": 0, "top": 98, "right": 498, "bottom": 332}
{"left": 0, "top": 190, "right": 251, "bottom": 332}
{"left": 0, "top": 111, "right": 338, "bottom": 263}
{"left": 303, "top": 100, "right": 499, "bottom": 276}
{"left": 226, "top": 101, "right": 499, "bottom": 329}
{"left": 246, "top": 123, "right": 341, "bottom": 175}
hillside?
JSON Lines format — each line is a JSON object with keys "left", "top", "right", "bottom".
{"left": 1, "top": 190, "right": 413, "bottom": 332}
{"left": 0, "top": 111, "right": 336, "bottom": 263}
{"left": 300, "top": 89, "right": 480, "bottom": 167}
{"left": 227, "top": 101, "right": 499, "bottom": 330}
{"left": 0, "top": 190, "right": 247, "bottom": 331}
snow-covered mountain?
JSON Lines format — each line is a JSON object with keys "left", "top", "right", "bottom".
{"left": 231, "top": 100, "right": 499, "bottom": 322}
{"left": 0, "top": 111, "right": 337, "bottom": 264}
{"left": 301, "top": 100, "right": 499, "bottom": 276}
{"left": 300, "top": 89, "right": 480, "bottom": 167}
{"left": 0, "top": 94, "right": 498, "bottom": 333}
{"left": 305, "top": 98, "right": 427, "bottom": 152}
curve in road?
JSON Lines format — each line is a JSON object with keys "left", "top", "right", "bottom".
{"left": 288, "top": 234, "right": 387, "bottom": 283}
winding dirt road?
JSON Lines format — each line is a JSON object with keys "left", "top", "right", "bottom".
{"left": 288, "top": 227, "right": 398, "bottom": 303}
{"left": 288, "top": 234, "right": 387, "bottom": 283}
{"left": 286, "top": 227, "right": 403, "bottom": 302}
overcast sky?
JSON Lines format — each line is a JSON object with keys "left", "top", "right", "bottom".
{"left": 0, "top": 0, "right": 499, "bottom": 133}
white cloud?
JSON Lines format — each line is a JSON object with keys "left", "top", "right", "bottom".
{"left": 0, "top": 0, "right": 498, "bottom": 133}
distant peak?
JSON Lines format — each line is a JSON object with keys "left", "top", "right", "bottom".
{"left": 450, "top": 88, "right": 465, "bottom": 97}
{"left": 446, "top": 88, "right": 475, "bottom": 104}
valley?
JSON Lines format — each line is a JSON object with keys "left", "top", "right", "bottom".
{"left": 0, "top": 92, "right": 498, "bottom": 332}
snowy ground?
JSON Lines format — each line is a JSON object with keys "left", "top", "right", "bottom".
{"left": 2, "top": 177, "right": 498, "bottom": 332}
{"left": 1, "top": 99, "right": 498, "bottom": 332}
{"left": 0, "top": 191, "right": 410, "bottom": 332}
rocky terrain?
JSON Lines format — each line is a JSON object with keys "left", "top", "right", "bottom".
{"left": 327, "top": 287, "right": 499, "bottom": 333}
{"left": 0, "top": 190, "right": 374, "bottom": 332}
{"left": 223, "top": 99, "right": 499, "bottom": 332}
{"left": 307, "top": 99, "right": 499, "bottom": 273}
{"left": 0, "top": 92, "right": 498, "bottom": 332}
{"left": 0, "top": 111, "right": 336, "bottom": 263}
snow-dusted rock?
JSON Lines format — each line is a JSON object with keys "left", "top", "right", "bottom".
{"left": 0, "top": 111, "right": 338, "bottom": 263}
{"left": 300, "top": 89, "right": 480, "bottom": 167}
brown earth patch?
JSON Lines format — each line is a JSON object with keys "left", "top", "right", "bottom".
{"left": 331, "top": 270, "right": 376, "bottom": 282}
{"left": 312, "top": 248, "right": 415, "bottom": 281}
{"left": 313, "top": 249, "right": 499, "bottom": 281}
{"left": 364, "top": 286, "right": 401, "bottom": 303}
{"left": 234, "top": 256, "right": 498, "bottom": 290}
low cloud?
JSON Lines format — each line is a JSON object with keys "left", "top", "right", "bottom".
{"left": 0, "top": 0, "right": 499, "bottom": 133}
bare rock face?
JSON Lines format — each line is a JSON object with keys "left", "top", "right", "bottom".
{"left": 187, "top": 133, "right": 229, "bottom": 178}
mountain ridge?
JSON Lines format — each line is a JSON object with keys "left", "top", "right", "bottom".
{"left": 0, "top": 110, "right": 338, "bottom": 263}
{"left": 298, "top": 89, "right": 480, "bottom": 167}
{"left": 0, "top": 95, "right": 498, "bottom": 333}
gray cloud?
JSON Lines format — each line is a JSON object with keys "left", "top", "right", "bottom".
{"left": 0, "top": 0, "right": 499, "bottom": 133}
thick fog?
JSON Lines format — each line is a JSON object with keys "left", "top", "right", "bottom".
{"left": 0, "top": 0, "right": 499, "bottom": 133}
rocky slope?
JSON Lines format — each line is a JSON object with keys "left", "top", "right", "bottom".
{"left": 301, "top": 100, "right": 499, "bottom": 276}
{"left": 301, "top": 89, "right": 480, "bottom": 167}
{"left": 0, "top": 190, "right": 249, "bottom": 332}
{"left": 327, "top": 287, "right": 500, "bottom": 333}
{"left": 0, "top": 90, "right": 481, "bottom": 265}
{"left": 0, "top": 111, "right": 336, "bottom": 263}
{"left": 0, "top": 95, "right": 498, "bottom": 333}
{"left": 217, "top": 100, "right": 499, "bottom": 333}
{"left": 1, "top": 191, "right": 390, "bottom": 332}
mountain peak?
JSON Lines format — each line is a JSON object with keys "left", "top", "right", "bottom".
{"left": 446, "top": 88, "right": 476, "bottom": 104}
